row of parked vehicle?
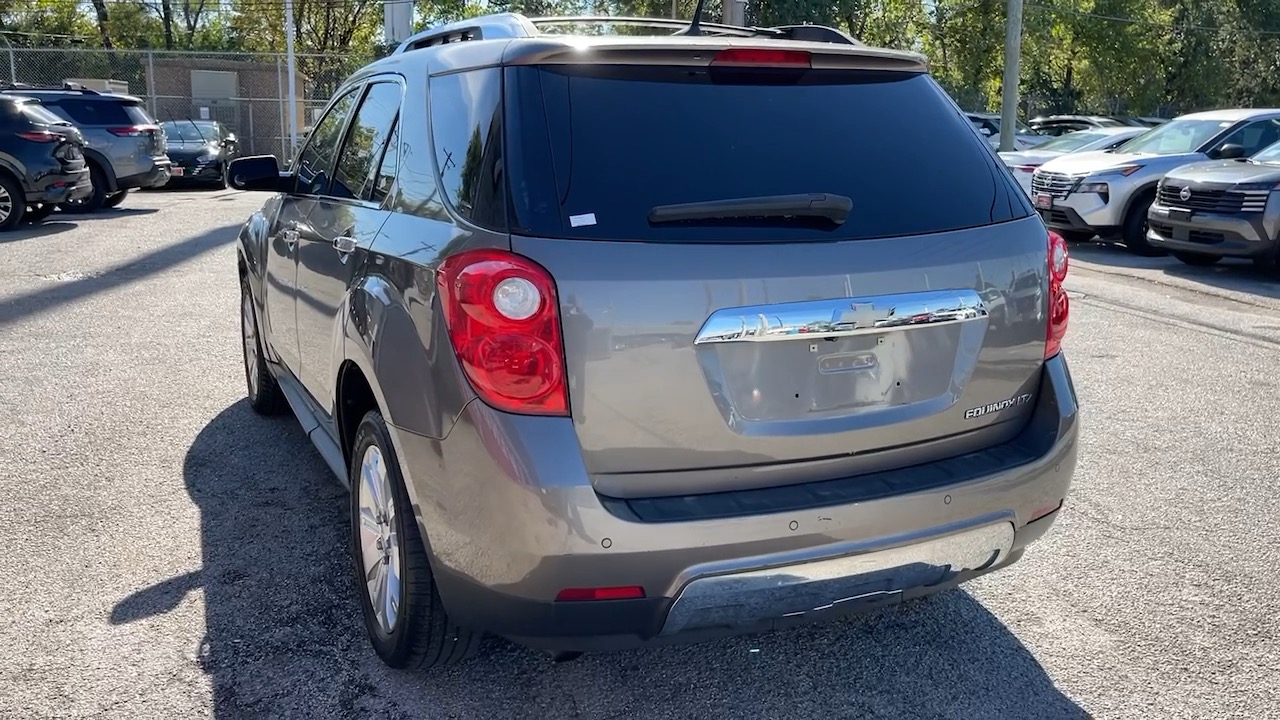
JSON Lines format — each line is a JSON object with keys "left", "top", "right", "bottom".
{"left": 0, "top": 82, "right": 241, "bottom": 232}
{"left": 997, "top": 108, "right": 1280, "bottom": 275}
{"left": 967, "top": 111, "right": 1167, "bottom": 152}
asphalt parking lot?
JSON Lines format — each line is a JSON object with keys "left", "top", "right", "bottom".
{"left": 2, "top": 191, "right": 1278, "bottom": 720}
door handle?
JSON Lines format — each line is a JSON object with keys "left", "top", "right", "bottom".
{"left": 333, "top": 236, "right": 357, "bottom": 262}
{"left": 282, "top": 227, "right": 299, "bottom": 252}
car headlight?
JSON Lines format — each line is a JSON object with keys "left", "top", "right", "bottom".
{"left": 1076, "top": 182, "right": 1110, "bottom": 194}
{"left": 197, "top": 149, "right": 217, "bottom": 162}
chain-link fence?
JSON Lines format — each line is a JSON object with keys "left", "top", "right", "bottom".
{"left": 0, "top": 47, "right": 374, "bottom": 159}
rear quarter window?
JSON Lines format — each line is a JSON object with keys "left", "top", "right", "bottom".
{"left": 53, "top": 99, "right": 138, "bottom": 126}
{"left": 506, "top": 65, "right": 1028, "bottom": 243}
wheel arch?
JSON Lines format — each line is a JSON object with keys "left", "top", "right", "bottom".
{"left": 81, "top": 148, "right": 118, "bottom": 192}
{"left": 1121, "top": 181, "right": 1160, "bottom": 222}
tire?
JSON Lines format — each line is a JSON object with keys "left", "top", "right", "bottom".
{"left": 240, "top": 276, "right": 288, "bottom": 415}
{"left": 60, "top": 163, "right": 108, "bottom": 214}
{"left": 1120, "top": 193, "right": 1167, "bottom": 256}
{"left": 213, "top": 164, "right": 227, "bottom": 189}
{"left": 1253, "top": 245, "right": 1280, "bottom": 277}
{"left": 349, "top": 411, "right": 483, "bottom": 670}
{"left": 1060, "top": 230, "right": 1094, "bottom": 243}
{"left": 102, "top": 189, "right": 130, "bottom": 209}
{"left": 1172, "top": 251, "right": 1221, "bottom": 267}
{"left": 24, "top": 203, "right": 54, "bottom": 223}
{"left": 0, "top": 174, "right": 27, "bottom": 231}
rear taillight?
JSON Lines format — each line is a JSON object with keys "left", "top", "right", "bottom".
{"left": 1012, "top": 164, "right": 1041, "bottom": 173}
{"left": 107, "top": 125, "right": 158, "bottom": 137}
{"left": 1045, "top": 230, "right": 1069, "bottom": 359}
{"left": 711, "top": 48, "right": 812, "bottom": 68}
{"left": 555, "top": 586, "right": 645, "bottom": 602}
{"left": 436, "top": 249, "right": 568, "bottom": 416}
{"left": 17, "top": 130, "right": 59, "bottom": 143}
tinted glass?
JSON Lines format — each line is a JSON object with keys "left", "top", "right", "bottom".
{"left": 294, "top": 87, "right": 359, "bottom": 196}
{"left": 1217, "top": 118, "right": 1280, "bottom": 155}
{"left": 1118, "top": 118, "right": 1234, "bottom": 155}
{"left": 372, "top": 119, "right": 400, "bottom": 204}
{"left": 123, "top": 102, "right": 156, "bottom": 125}
{"left": 21, "top": 103, "right": 67, "bottom": 126}
{"left": 429, "top": 69, "right": 506, "bottom": 229}
{"left": 54, "top": 99, "right": 134, "bottom": 126}
{"left": 331, "top": 81, "right": 401, "bottom": 201}
{"left": 506, "top": 66, "right": 1025, "bottom": 243}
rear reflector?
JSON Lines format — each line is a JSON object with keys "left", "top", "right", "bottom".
{"left": 711, "top": 48, "right": 812, "bottom": 68}
{"left": 1029, "top": 500, "right": 1063, "bottom": 523}
{"left": 555, "top": 586, "right": 646, "bottom": 602}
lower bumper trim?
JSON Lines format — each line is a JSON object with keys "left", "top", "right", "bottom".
{"left": 659, "top": 519, "right": 1016, "bottom": 637}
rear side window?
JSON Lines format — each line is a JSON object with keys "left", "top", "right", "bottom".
{"left": 428, "top": 69, "right": 506, "bottom": 229}
{"left": 52, "top": 99, "right": 137, "bottom": 126}
{"left": 506, "top": 66, "right": 1026, "bottom": 243}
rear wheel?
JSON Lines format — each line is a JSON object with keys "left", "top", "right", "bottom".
{"left": 0, "top": 174, "right": 26, "bottom": 231}
{"left": 102, "top": 189, "right": 130, "bottom": 209}
{"left": 24, "top": 203, "right": 54, "bottom": 223}
{"left": 60, "top": 164, "right": 108, "bottom": 214}
{"left": 1120, "top": 193, "right": 1166, "bottom": 256}
{"left": 1172, "top": 251, "right": 1221, "bottom": 267}
{"left": 350, "top": 411, "right": 483, "bottom": 670}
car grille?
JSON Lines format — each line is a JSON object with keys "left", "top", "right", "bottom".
{"left": 1158, "top": 183, "right": 1270, "bottom": 214}
{"left": 1150, "top": 220, "right": 1226, "bottom": 245}
{"left": 1030, "top": 171, "right": 1076, "bottom": 198}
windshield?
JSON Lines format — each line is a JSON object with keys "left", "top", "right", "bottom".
{"left": 21, "top": 102, "right": 68, "bottom": 126}
{"left": 502, "top": 66, "right": 1026, "bottom": 243}
{"left": 1116, "top": 118, "right": 1232, "bottom": 155}
{"left": 1034, "top": 130, "right": 1112, "bottom": 153}
{"left": 161, "top": 121, "right": 217, "bottom": 142}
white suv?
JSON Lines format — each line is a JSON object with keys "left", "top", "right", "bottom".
{"left": 1030, "top": 108, "right": 1280, "bottom": 254}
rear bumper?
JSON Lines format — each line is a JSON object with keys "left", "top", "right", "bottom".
{"left": 27, "top": 168, "right": 92, "bottom": 204}
{"left": 118, "top": 161, "right": 171, "bottom": 190}
{"left": 1147, "top": 202, "right": 1278, "bottom": 258}
{"left": 395, "top": 354, "right": 1080, "bottom": 652}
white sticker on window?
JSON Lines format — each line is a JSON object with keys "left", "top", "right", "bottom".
{"left": 569, "top": 213, "right": 597, "bottom": 227}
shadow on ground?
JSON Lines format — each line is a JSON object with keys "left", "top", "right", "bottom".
{"left": 112, "top": 401, "right": 1089, "bottom": 719}
{"left": 1070, "top": 241, "right": 1280, "bottom": 300}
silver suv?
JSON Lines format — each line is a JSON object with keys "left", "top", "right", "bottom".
{"left": 228, "top": 12, "right": 1079, "bottom": 670}
{"left": 0, "top": 84, "right": 171, "bottom": 212}
{"left": 1031, "top": 108, "right": 1280, "bottom": 254}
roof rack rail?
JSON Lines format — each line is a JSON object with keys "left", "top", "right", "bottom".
{"left": 0, "top": 81, "right": 100, "bottom": 95}
{"left": 392, "top": 12, "right": 861, "bottom": 54}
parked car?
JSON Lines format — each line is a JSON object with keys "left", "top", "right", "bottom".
{"left": 1147, "top": 138, "right": 1280, "bottom": 273}
{"left": 1000, "top": 126, "right": 1148, "bottom": 198}
{"left": 158, "top": 119, "right": 240, "bottom": 188}
{"left": 0, "top": 94, "right": 91, "bottom": 231}
{"left": 0, "top": 83, "right": 170, "bottom": 212}
{"left": 967, "top": 111, "right": 1051, "bottom": 150}
{"left": 229, "top": 11, "right": 1078, "bottom": 670}
{"left": 1029, "top": 114, "right": 1127, "bottom": 136}
{"left": 1031, "top": 108, "right": 1280, "bottom": 252}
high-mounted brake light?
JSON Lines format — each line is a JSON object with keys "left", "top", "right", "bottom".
{"left": 710, "top": 48, "right": 812, "bottom": 68}
{"left": 436, "top": 249, "right": 568, "bottom": 416}
{"left": 16, "top": 130, "right": 59, "bottom": 143}
{"left": 1045, "top": 230, "right": 1070, "bottom": 359}
{"left": 555, "top": 586, "right": 646, "bottom": 602}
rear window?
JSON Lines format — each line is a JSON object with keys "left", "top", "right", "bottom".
{"left": 20, "top": 102, "right": 67, "bottom": 127}
{"left": 52, "top": 98, "right": 152, "bottom": 127}
{"left": 505, "top": 65, "right": 1027, "bottom": 243}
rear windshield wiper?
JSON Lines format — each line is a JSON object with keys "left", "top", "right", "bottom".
{"left": 648, "top": 193, "right": 853, "bottom": 226}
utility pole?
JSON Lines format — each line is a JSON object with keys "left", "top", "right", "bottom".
{"left": 383, "top": 0, "right": 413, "bottom": 46}
{"left": 723, "top": 0, "right": 745, "bottom": 26}
{"left": 284, "top": 0, "right": 298, "bottom": 153}
{"left": 999, "top": 0, "right": 1024, "bottom": 152}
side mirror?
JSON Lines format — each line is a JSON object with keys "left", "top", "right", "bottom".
{"left": 1216, "top": 143, "right": 1246, "bottom": 160}
{"left": 228, "top": 155, "right": 290, "bottom": 192}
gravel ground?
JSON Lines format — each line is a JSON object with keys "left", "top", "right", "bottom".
{"left": 1, "top": 193, "right": 1277, "bottom": 720}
